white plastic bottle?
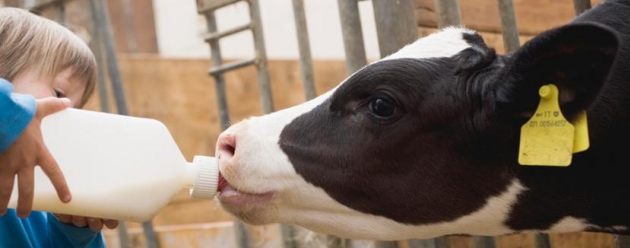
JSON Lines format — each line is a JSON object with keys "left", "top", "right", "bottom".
{"left": 8, "top": 108, "right": 219, "bottom": 222}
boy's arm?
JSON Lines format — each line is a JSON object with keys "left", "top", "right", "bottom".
{"left": 47, "top": 212, "right": 107, "bottom": 248}
{"left": 0, "top": 78, "right": 36, "bottom": 153}
{"left": 0, "top": 78, "right": 72, "bottom": 217}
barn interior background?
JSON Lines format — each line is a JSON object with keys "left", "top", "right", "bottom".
{"left": 0, "top": 0, "right": 615, "bottom": 247}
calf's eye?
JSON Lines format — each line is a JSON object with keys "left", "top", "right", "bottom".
{"left": 369, "top": 97, "right": 396, "bottom": 118}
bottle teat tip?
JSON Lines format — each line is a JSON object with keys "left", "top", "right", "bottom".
{"left": 189, "top": 156, "right": 219, "bottom": 199}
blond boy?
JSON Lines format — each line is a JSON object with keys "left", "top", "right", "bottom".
{"left": 0, "top": 7, "right": 117, "bottom": 247}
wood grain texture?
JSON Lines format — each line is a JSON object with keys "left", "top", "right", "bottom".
{"left": 415, "top": 0, "right": 604, "bottom": 35}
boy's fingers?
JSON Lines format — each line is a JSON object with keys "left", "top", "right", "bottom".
{"left": 54, "top": 213, "right": 72, "bottom": 223}
{"left": 0, "top": 171, "right": 16, "bottom": 216}
{"left": 37, "top": 149, "right": 71, "bottom": 203}
{"left": 35, "top": 97, "right": 71, "bottom": 118}
{"left": 16, "top": 169, "right": 35, "bottom": 218}
{"left": 104, "top": 219, "right": 119, "bottom": 229}
{"left": 72, "top": 216, "right": 87, "bottom": 227}
{"left": 87, "top": 218, "right": 103, "bottom": 231}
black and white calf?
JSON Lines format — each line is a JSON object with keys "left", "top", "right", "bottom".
{"left": 214, "top": 0, "right": 630, "bottom": 240}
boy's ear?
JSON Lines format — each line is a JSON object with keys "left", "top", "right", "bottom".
{"left": 494, "top": 22, "right": 619, "bottom": 120}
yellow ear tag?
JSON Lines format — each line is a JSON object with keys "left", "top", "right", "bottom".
{"left": 518, "top": 84, "right": 574, "bottom": 166}
{"left": 572, "top": 110, "right": 589, "bottom": 153}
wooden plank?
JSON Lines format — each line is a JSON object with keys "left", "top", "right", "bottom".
{"left": 415, "top": 0, "right": 604, "bottom": 35}
{"left": 130, "top": 0, "right": 158, "bottom": 53}
{"left": 106, "top": 0, "right": 130, "bottom": 54}
{"left": 105, "top": 0, "right": 158, "bottom": 53}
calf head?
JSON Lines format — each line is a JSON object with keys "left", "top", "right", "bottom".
{"left": 215, "top": 23, "right": 619, "bottom": 240}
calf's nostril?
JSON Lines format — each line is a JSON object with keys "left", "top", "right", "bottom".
{"left": 217, "top": 133, "right": 237, "bottom": 160}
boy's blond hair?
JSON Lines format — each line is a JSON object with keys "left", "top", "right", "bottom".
{"left": 0, "top": 7, "right": 96, "bottom": 107}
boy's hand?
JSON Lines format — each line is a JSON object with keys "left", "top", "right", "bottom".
{"left": 0, "top": 97, "right": 73, "bottom": 217}
{"left": 54, "top": 214, "right": 119, "bottom": 231}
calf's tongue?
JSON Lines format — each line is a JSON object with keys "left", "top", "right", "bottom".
{"left": 218, "top": 173, "right": 228, "bottom": 192}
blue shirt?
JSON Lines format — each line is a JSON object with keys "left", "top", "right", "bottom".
{"left": 0, "top": 210, "right": 105, "bottom": 248}
{"left": 0, "top": 78, "right": 35, "bottom": 152}
{"left": 0, "top": 79, "right": 107, "bottom": 247}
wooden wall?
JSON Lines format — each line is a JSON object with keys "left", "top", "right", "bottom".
{"left": 415, "top": 0, "right": 604, "bottom": 35}
{"left": 105, "top": 0, "right": 158, "bottom": 54}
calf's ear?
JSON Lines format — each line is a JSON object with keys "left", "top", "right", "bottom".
{"left": 494, "top": 22, "right": 619, "bottom": 120}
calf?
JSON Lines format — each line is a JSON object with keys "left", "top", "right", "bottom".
{"left": 214, "top": 0, "right": 630, "bottom": 240}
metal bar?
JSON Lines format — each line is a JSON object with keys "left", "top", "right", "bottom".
{"left": 371, "top": 0, "right": 418, "bottom": 58}
{"left": 56, "top": 3, "right": 65, "bottom": 26}
{"left": 196, "top": 0, "right": 244, "bottom": 14}
{"left": 408, "top": 237, "right": 450, "bottom": 248}
{"left": 285, "top": 2, "right": 317, "bottom": 245}
{"left": 116, "top": 222, "right": 131, "bottom": 248}
{"left": 573, "top": 0, "right": 592, "bottom": 15}
{"left": 534, "top": 234, "right": 551, "bottom": 248}
{"left": 337, "top": 0, "right": 367, "bottom": 75}
{"left": 94, "top": 26, "right": 110, "bottom": 113}
{"left": 142, "top": 221, "right": 160, "bottom": 248}
{"left": 93, "top": 0, "right": 129, "bottom": 115}
{"left": 90, "top": 0, "right": 139, "bottom": 247}
{"left": 292, "top": 0, "right": 316, "bottom": 100}
{"left": 370, "top": 2, "right": 418, "bottom": 247}
{"left": 471, "top": 236, "right": 496, "bottom": 248}
{"left": 248, "top": 0, "right": 274, "bottom": 114}
{"left": 203, "top": 23, "right": 252, "bottom": 42}
{"left": 87, "top": 0, "right": 109, "bottom": 113}
{"left": 26, "top": 0, "right": 69, "bottom": 11}
{"left": 207, "top": 59, "right": 256, "bottom": 76}
{"left": 433, "top": 0, "right": 461, "bottom": 28}
{"left": 327, "top": 234, "right": 348, "bottom": 248}
{"left": 280, "top": 224, "right": 299, "bottom": 248}
{"left": 497, "top": 0, "right": 520, "bottom": 53}
{"left": 96, "top": 1, "right": 160, "bottom": 245}
{"left": 23, "top": 0, "right": 34, "bottom": 7}
{"left": 202, "top": 9, "right": 248, "bottom": 247}
{"left": 233, "top": 218, "right": 251, "bottom": 248}
{"left": 204, "top": 10, "right": 232, "bottom": 131}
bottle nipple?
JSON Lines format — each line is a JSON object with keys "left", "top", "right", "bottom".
{"left": 189, "top": 156, "right": 219, "bottom": 199}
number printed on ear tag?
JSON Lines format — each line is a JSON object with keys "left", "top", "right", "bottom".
{"left": 519, "top": 84, "right": 575, "bottom": 167}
